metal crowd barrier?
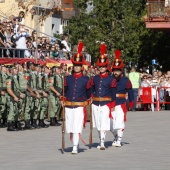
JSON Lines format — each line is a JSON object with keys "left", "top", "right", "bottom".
{"left": 137, "top": 86, "right": 170, "bottom": 111}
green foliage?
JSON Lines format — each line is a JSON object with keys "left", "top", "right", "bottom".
{"left": 64, "top": 0, "right": 170, "bottom": 70}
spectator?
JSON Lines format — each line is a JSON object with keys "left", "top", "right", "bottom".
{"left": 129, "top": 67, "right": 141, "bottom": 111}
{"left": 61, "top": 33, "right": 71, "bottom": 52}
{"left": 0, "top": 23, "right": 8, "bottom": 57}
{"left": 165, "top": 77, "right": 170, "bottom": 110}
{"left": 51, "top": 45, "right": 59, "bottom": 59}
{"left": 141, "top": 75, "right": 149, "bottom": 111}
{"left": 16, "top": 25, "right": 29, "bottom": 58}
{"left": 44, "top": 43, "right": 51, "bottom": 58}
{"left": 158, "top": 70, "right": 163, "bottom": 78}
{"left": 5, "top": 24, "right": 15, "bottom": 57}
{"left": 18, "top": 11, "right": 25, "bottom": 25}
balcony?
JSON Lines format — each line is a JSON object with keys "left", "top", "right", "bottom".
{"left": 145, "top": 0, "right": 170, "bottom": 30}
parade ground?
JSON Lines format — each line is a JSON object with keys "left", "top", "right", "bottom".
{"left": 0, "top": 111, "right": 170, "bottom": 170}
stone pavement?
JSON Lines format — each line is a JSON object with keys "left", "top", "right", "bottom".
{"left": 0, "top": 111, "right": 170, "bottom": 170}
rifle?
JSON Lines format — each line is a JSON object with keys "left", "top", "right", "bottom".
{"left": 61, "top": 75, "right": 65, "bottom": 154}
{"left": 89, "top": 101, "right": 93, "bottom": 149}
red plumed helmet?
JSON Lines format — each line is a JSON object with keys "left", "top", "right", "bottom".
{"left": 71, "top": 41, "right": 85, "bottom": 65}
{"left": 96, "top": 44, "right": 109, "bottom": 67}
{"left": 112, "top": 50, "right": 124, "bottom": 69}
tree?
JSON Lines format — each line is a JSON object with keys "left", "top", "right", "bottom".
{"left": 65, "top": 0, "right": 147, "bottom": 64}
{"left": 65, "top": 0, "right": 170, "bottom": 71}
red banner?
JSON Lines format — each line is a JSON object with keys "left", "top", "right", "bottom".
{"left": 141, "top": 87, "right": 152, "bottom": 103}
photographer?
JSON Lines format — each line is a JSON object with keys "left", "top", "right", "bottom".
{"left": 16, "top": 25, "right": 29, "bottom": 58}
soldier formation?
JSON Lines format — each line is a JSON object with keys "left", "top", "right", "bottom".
{"left": 0, "top": 62, "right": 69, "bottom": 131}
{"left": 0, "top": 42, "right": 134, "bottom": 155}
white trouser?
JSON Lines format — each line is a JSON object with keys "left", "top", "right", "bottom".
{"left": 151, "top": 95, "right": 156, "bottom": 112}
{"left": 65, "top": 107, "right": 84, "bottom": 133}
{"left": 110, "top": 105, "right": 125, "bottom": 141}
{"left": 92, "top": 104, "right": 110, "bottom": 131}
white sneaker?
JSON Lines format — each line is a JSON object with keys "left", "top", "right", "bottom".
{"left": 115, "top": 141, "right": 121, "bottom": 147}
{"left": 97, "top": 145, "right": 101, "bottom": 149}
{"left": 71, "top": 146, "right": 78, "bottom": 154}
{"left": 112, "top": 140, "right": 117, "bottom": 146}
{"left": 97, "top": 143, "right": 105, "bottom": 150}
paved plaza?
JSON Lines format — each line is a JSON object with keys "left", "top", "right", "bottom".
{"left": 0, "top": 111, "right": 170, "bottom": 170}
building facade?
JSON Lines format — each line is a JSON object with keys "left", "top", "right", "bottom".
{"left": 0, "top": 0, "right": 78, "bottom": 36}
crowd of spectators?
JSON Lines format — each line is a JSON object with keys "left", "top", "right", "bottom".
{"left": 0, "top": 11, "right": 71, "bottom": 60}
{"left": 130, "top": 69, "right": 170, "bottom": 111}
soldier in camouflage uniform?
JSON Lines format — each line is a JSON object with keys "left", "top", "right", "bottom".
{"left": 27, "top": 62, "right": 41, "bottom": 129}
{"left": 0, "top": 65, "right": 8, "bottom": 128}
{"left": 16, "top": 63, "right": 33, "bottom": 130}
{"left": 36, "top": 65, "right": 49, "bottom": 128}
{"left": 49, "top": 66, "right": 62, "bottom": 126}
{"left": 6, "top": 65, "right": 25, "bottom": 131}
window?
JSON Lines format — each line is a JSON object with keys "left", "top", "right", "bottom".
{"left": 62, "top": 19, "right": 69, "bottom": 27}
{"left": 65, "top": 3, "right": 70, "bottom": 8}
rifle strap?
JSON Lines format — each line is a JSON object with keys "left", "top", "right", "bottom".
{"left": 54, "top": 75, "right": 57, "bottom": 88}
{"left": 42, "top": 75, "right": 45, "bottom": 90}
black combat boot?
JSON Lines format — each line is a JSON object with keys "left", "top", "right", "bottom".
{"left": 50, "top": 117, "right": 57, "bottom": 126}
{"left": 15, "top": 121, "right": 25, "bottom": 131}
{"left": 2, "top": 118, "right": 7, "bottom": 128}
{"left": 54, "top": 117, "right": 62, "bottom": 126}
{"left": 39, "top": 119, "right": 49, "bottom": 128}
{"left": 24, "top": 120, "right": 33, "bottom": 130}
{"left": 0, "top": 119, "right": 4, "bottom": 128}
{"left": 7, "top": 122, "right": 17, "bottom": 131}
{"left": 31, "top": 119, "right": 39, "bottom": 129}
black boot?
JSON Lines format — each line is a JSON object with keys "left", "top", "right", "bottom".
{"left": 50, "top": 117, "right": 57, "bottom": 126}
{"left": 39, "top": 119, "right": 49, "bottom": 128}
{"left": 7, "top": 122, "right": 17, "bottom": 131}
{"left": 2, "top": 118, "right": 7, "bottom": 127}
{"left": 32, "top": 119, "right": 39, "bottom": 129}
{"left": 24, "top": 120, "right": 33, "bottom": 130}
{"left": 15, "top": 121, "right": 25, "bottom": 131}
{"left": 0, "top": 119, "right": 4, "bottom": 128}
{"left": 54, "top": 117, "right": 61, "bottom": 126}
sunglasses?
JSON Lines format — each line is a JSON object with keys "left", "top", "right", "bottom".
{"left": 143, "top": 78, "right": 147, "bottom": 79}
{"left": 46, "top": 46, "right": 50, "bottom": 47}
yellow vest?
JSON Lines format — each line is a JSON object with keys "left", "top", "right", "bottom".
{"left": 129, "top": 72, "right": 140, "bottom": 88}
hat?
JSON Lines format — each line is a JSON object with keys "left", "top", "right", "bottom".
{"left": 96, "top": 44, "right": 109, "bottom": 67}
{"left": 71, "top": 42, "right": 85, "bottom": 65}
{"left": 112, "top": 50, "right": 124, "bottom": 69}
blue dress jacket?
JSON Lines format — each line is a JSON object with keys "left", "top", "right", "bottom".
{"left": 91, "top": 72, "right": 117, "bottom": 107}
{"left": 64, "top": 73, "right": 91, "bottom": 102}
{"left": 116, "top": 76, "right": 134, "bottom": 107}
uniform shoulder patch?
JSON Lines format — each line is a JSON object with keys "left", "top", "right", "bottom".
{"left": 6, "top": 81, "right": 11, "bottom": 85}
{"left": 48, "top": 79, "right": 53, "bottom": 83}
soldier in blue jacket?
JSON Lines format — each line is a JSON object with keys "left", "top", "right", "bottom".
{"left": 111, "top": 50, "right": 134, "bottom": 147}
{"left": 61, "top": 42, "right": 91, "bottom": 154}
{"left": 91, "top": 44, "right": 117, "bottom": 150}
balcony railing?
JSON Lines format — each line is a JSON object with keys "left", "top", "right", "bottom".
{"left": 147, "top": 1, "right": 170, "bottom": 22}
